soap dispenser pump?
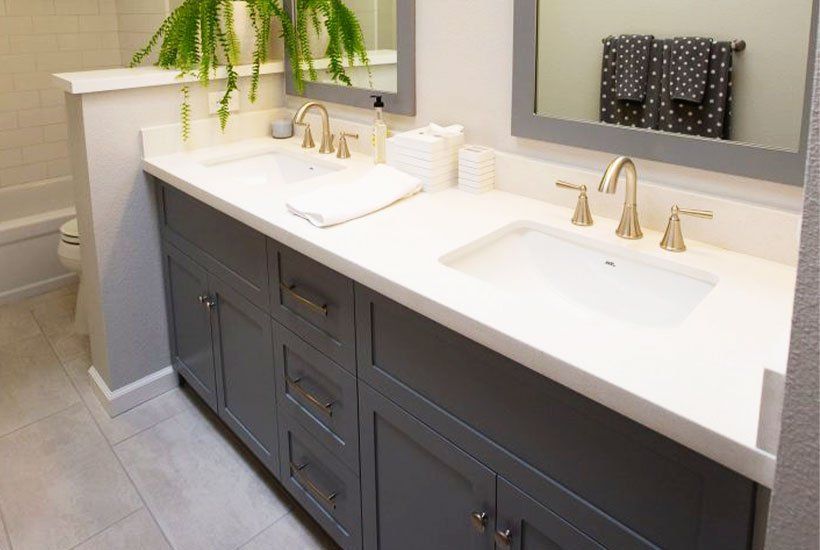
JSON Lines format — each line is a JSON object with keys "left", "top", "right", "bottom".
{"left": 371, "top": 94, "right": 387, "bottom": 164}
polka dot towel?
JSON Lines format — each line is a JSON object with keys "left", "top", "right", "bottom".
{"left": 614, "top": 34, "right": 654, "bottom": 102}
{"left": 669, "top": 37, "right": 713, "bottom": 104}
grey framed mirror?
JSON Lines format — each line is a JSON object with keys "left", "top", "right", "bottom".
{"left": 284, "top": 0, "right": 416, "bottom": 115}
{"left": 512, "top": 0, "right": 818, "bottom": 185}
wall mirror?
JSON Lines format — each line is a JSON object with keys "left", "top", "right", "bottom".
{"left": 285, "top": 0, "right": 416, "bottom": 115}
{"left": 512, "top": 0, "right": 818, "bottom": 185}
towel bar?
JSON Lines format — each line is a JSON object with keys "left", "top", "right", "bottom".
{"left": 601, "top": 35, "right": 746, "bottom": 52}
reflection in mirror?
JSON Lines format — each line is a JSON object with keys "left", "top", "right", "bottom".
{"left": 302, "top": 0, "right": 398, "bottom": 93}
{"left": 535, "top": 0, "right": 814, "bottom": 151}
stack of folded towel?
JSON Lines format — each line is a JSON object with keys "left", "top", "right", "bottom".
{"left": 600, "top": 34, "right": 733, "bottom": 139}
{"left": 286, "top": 164, "right": 421, "bottom": 227}
{"left": 386, "top": 124, "right": 465, "bottom": 192}
{"left": 458, "top": 145, "right": 495, "bottom": 194}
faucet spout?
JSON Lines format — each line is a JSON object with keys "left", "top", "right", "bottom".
{"left": 598, "top": 156, "right": 642, "bottom": 239}
{"left": 293, "top": 101, "right": 334, "bottom": 154}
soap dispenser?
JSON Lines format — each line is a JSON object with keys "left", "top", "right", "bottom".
{"left": 371, "top": 94, "right": 387, "bottom": 164}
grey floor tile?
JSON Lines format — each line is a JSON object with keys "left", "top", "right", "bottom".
{"left": 0, "top": 404, "right": 142, "bottom": 550}
{"left": 0, "top": 512, "right": 10, "bottom": 550}
{"left": 114, "top": 406, "right": 290, "bottom": 550}
{"left": 0, "top": 334, "right": 80, "bottom": 436}
{"left": 20, "top": 283, "right": 77, "bottom": 310}
{"left": 73, "top": 508, "right": 171, "bottom": 550}
{"left": 0, "top": 301, "right": 41, "bottom": 346}
{"left": 239, "top": 509, "right": 337, "bottom": 550}
{"left": 31, "top": 291, "right": 89, "bottom": 363}
{"left": 64, "top": 355, "right": 195, "bottom": 445}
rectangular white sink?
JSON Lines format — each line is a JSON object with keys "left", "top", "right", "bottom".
{"left": 199, "top": 150, "right": 341, "bottom": 186}
{"left": 441, "top": 221, "right": 718, "bottom": 327}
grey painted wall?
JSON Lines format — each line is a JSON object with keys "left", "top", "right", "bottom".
{"left": 536, "top": 0, "right": 813, "bottom": 151}
{"left": 765, "top": 34, "right": 820, "bottom": 549}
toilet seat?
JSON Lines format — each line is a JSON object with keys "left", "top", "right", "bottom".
{"left": 60, "top": 218, "right": 80, "bottom": 246}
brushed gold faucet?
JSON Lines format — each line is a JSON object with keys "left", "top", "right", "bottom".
{"left": 660, "top": 205, "right": 714, "bottom": 252}
{"left": 293, "top": 101, "right": 334, "bottom": 154}
{"left": 598, "top": 156, "right": 642, "bottom": 239}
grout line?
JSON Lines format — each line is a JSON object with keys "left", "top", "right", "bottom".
{"left": 0, "top": 499, "right": 13, "bottom": 550}
{"left": 0, "top": 401, "right": 82, "bottom": 443}
{"left": 65, "top": 507, "right": 144, "bottom": 550}
{"left": 230, "top": 509, "right": 293, "bottom": 550}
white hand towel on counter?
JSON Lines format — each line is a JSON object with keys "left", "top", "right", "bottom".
{"left": 286, "top": 164, "right": 422, "bottom": 227}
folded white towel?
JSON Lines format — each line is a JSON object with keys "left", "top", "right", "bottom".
{"left": 286, "top": 164, "right": 422, "bottom": 227}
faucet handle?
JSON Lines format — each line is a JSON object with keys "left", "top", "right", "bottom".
{"left": 555, "top": 180, "right": 593, "bottom": 226}
{"left": 295, "top": 121, "right": 315, "bottom": 149}
{"left": 336, "top": 132, "right": 359, "bottom": 159}
{"left": 660, "top": 205, "right": 714, "bottom": 252}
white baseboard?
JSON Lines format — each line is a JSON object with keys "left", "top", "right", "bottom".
{"left": 0, "top": 272, "right": 78, "bottom": 306}
{"left": 89, "top": 364, "right": 179, "bottom": 417}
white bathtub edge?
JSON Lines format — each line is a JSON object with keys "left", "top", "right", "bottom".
{"left": 0, "top": 272, "right": 78, "bottom": 306}
{"left": 0, "top": 207, "right": 76, "bottom": 247}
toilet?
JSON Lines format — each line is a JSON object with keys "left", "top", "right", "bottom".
{"left": 57, "top": 218, "right": 88, "bottom": 335}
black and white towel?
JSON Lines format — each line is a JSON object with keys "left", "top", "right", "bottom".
{"left": 659, "top": 39, "right": 733, "bottom": 139}
{"left": 668, "top": 37, "right": 713, "bottom": 103}
{"left": 600, "top": 38, "right": 663, "bottom": 129}
{"left": 614, "top": 34, "right": 654, "bottom": 102}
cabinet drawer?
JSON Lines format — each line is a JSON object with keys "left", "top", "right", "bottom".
{"left": 279, "top": 415, "right": 362, "bottom": 550}
{"left": 274, "top": 321, "right": 359, "bottom": 472}
{"left": 356, "top": 286, "right": 755, "bottom": 550}
{"left": 158, "top": 183, "right": 269, "bottom": 307}
{"left": 269, "top": 240, "right": 355, "bottom": 371}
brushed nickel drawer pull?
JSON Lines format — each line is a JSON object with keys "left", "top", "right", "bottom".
{"left": 495, "top": 529, "right": 512, "bottom": 547}
{"left": 279, "top": 282, "right": 328, "bottom": 316}
{"left": 471, "top": 511, "right": 488, "bottom": 533}
{"left": 290, "top": 461, "right": 338, "bottom": 508}
{"left": 286, "top": 375, "right": 334, "bottom": 417}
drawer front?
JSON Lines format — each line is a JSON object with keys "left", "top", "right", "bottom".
{"left": 356, "top": 286, "right": 755, "bottom": 550}
{"left": 279, "top": 414, "right": 362, "bottom": 550}
{"left": 274, "top": 321, "right": 359, "bottom": 472}
{"left": 269, "top": 240, "right": 355, "bottom": 371}
{"left": 158, "top": 183, "right": 269, "bottom": 307}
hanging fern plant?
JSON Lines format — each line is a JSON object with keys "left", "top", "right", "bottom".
{"left": 130, "top": 0, "right": 370, "bottom": 139}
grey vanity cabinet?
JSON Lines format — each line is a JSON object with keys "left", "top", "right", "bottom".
{"left": 163, "top": 243, "right": 218, "bottom": 411}
{"left": 359, "top": 384, "right": 496, "bottom": 550}
{"left": 210, "top": 276, "right": 279, "bottom": 474}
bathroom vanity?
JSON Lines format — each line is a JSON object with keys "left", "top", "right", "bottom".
{"left": 144, "top": 137, "right": 796, "bottom": 548}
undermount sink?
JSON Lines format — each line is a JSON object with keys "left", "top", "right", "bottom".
{"left": 199, "top": 149, "right": 341, "bottom": 186}
{"left": 440, "top": 221, "right": 718, "bottom": 327}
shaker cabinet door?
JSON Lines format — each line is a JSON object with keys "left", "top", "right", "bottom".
{"left": 210, "top": 275, "right": 279, "bottom": 475}
{"left": 359, "top": 384, "right": 495, "bottom": 550}
{"left": 163, "top": 243, "right": 217, "bottom": 411}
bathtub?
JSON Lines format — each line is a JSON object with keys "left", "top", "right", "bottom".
{"left": 0, "top": 177, "right": 77, "bottom": 304}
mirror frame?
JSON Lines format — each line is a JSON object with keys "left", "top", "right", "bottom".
{"left": 511, "top": 0, "right": 818, "bottom": 186}
{"left": 284, "top": 0, "right": 416, "bottom": 115}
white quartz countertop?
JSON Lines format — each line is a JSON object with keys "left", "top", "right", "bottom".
{"left": 143, "top": 137, "right": 796, "bottom": 487}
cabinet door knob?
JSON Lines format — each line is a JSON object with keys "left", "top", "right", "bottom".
{"left": 495, "top": 528, "right": 513, "bottom": 547}
{"left": 470, "top": 511, "right": 488, "bottom": 533}
{"left": 199, "top": 294, "right": 217, "bottom": 309}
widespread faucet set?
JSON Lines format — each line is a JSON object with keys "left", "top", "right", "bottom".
{"left": 557, "top": 156, "right": 714, "bottom": 252}
{"left": 293, "top": 101, "right": 358, "bottom": 160}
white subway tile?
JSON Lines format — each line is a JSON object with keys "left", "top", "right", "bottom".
{"left": 0, "top": 127, "right": 43, "bottom": 150}
{"left": 117, "top": 13, "right": 164, "bottom": 33}
{"left": 0, "top": 113, "right": 17, "bottom": 130}
{"left": 6, "top": 0, "right": 55, "bottom": 16}
{"left": 0, "top": 91, "right": 40, "bottom": 112}
{"left": 39, "top": 89, "right": 66, "bottom": 106}
{"left": 32, "top": 15, "right": 79, "bottom": 34}
{"left": 55, "top": 0, "right": 101, "bottom": 15}
{"left": 0, "top": 161, "right": 48, "bottom": 187}
{"left": 98, "top": 0, "right": 117, "bottom": 14}
{"left": 81, "top": 48, "right": 120, "bottom": 68}
{"left": 47, "top": 156, "right": 71, "bottom": 177}
{"left": 22, "top": 140, "right": 68, "bottom": 162}
{"left": 115, "top": 0, "right": 165, "bottom": 14}
{"left": 13, "top": 72, "right": 54, "bottom": 91}
{"left": 35, "top": 51, "right": 83, "bottom": 72}
{"left": 78, "top": 14, "right": 117, "bottom": 32}
{"left": 18, "top": 105, "right": 67, "bottom": 126}
{"left": 98, "top": 31, "right": 120, "bottom": 49}
{"left": 0, "top": 54, "right": 38, "bottom": 74}
{"left": 9, "top": 34, "right": 59, "bottom": 53}
{"left": 57, "top": 32, "right": 102, "bottom": 51}
{"left": 43, "top": 122, "right": 67, "bottom": 142}
{"left": 0, "top": 17, "right": 35, "bottom": 36}
{"left": 0, "top": 149, "right": 23, "bottom": 169}
{"left": 0, "top": 37, "right": 9, "bottom": 54}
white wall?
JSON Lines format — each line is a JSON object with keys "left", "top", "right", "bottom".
{"left": 536, "top": 0, "right": 813, "bottom": 151}
{"left": 287, "top": 0, "right": 805, "bottom": 213}
{"left": 0, "top": 0, "right": 121, "bottom": 189}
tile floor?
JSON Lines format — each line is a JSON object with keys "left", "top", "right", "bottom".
{"left": 0, "top": 284, "right": 336, "bottom": 550}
